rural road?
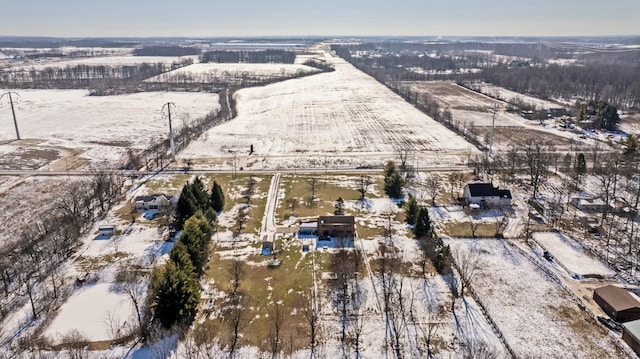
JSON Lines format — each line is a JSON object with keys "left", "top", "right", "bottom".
{"left": 260, "top": 173, "right": 281, "bottom": 245}
{"left": 0, "top": 165, "right": 469, "bottom": 177}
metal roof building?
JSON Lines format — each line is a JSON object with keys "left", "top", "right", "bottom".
{"left": 593, "top": 285, "right": 640, "bottom": 322}
{"left": 622, "top": 319, "right": 640, "bottom": 355}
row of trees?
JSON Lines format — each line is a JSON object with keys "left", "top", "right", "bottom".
{"left": 147, "top": 176, "right": 226, "bottom": 333}
{"left": 200, "top": 50, "right": 296, "bottom": 64}
{"left": 148, "top": 213, "right": 213, "bottom": 331}
{"left": 133, "top": 46, "right": 200, "bottom": 57}
{"left": 0, "top": 60, "right": 193, "bottom": 87}
{"left": 174, "top": 176, "right": 225, "bottom": 232}
{"left": 332, "top": 43, "right": 640, "bottom": 111}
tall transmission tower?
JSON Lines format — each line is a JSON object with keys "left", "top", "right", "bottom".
{"left": 162, "top": 102, "right": 176, "bottom": 161}
{"left": 1, "top": 91, "right": 21, "bottom": 140}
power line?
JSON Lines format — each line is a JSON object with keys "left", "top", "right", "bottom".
{"left": 1, "top": 91, "right": 21, "bottom": 140}
{"left": 161, "top": 102, "right": 176, "bottom": 162}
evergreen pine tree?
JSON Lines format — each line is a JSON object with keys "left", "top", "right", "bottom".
{"left": 174, "top": 184, "right": 197, "bottom": 230}
{"left": 191, "top": 176, "right": 210, "bottom": 211}
{"left": 169, "top": 241, "right": 196, "bottom": 277}
{"left": 404, "top": 195, "right": 419, "bottom": 226}
{"left": 413, "top": 207, "right": 431, "bottom": 238}
{"left": 210, "top": 180, "right": 225, "bottom": 212}
{"left": 149, "top": 261, "right": 200, "bottom": 329}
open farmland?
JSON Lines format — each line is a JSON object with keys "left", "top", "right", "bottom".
{"left": 145, "top": 62, "right": 320, "bottom": 84}
{"left": 405, "top": 81, "right": 587, "bottom": 150}
{"left": 470, "top": 82, "right": 563, "bottom": 110}
{"left": 181, "top": 56, "right": 475, "bottom": 169}
{"left": 5, "top": 55, "right": 197, "bottom": 72}
{"left": 448, "top": 238, "right": 624, "bottom": 358}
{"left": 0, "top": 89, "right": 219, "bottom": 166}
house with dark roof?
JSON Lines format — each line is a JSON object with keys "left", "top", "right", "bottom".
{"left": 593, "top": 285, "right": 640, "bottom": 322}
{"left": 317, "top": 215, "right": 355, "bottom": 238}
{"left": 463, "top": 183, "right": 512, "bottom": 207}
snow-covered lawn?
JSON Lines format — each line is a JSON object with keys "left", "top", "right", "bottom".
{"left": 0, "top": 89, "right": 219, "bottom": 164}
{"left": 44, "top": 283, "right": 135, "bottom": 343}
{"left": 145, "top": 62, "right": 320, "bottom": 83}
{"left": 533, "top": 232, "right": 616, "bottom": 279}
{"left": 181, "top": 56, "right": 474, "bottom": 168}
{"left": 447, "top": 238, "right": 623, "bottom": 358}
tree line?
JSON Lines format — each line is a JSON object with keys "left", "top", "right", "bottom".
{"left": 331, "top": 43, "right": 640, "bottom": 111}
{"left": 133, "top": 46, "right": 200, "bottom": 57}
{"left": 200, "top": 49, "right": 296, "bottom": 64}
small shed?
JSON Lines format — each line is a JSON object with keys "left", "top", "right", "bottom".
{"left": 623, "top": 319, "right": 640, "bottom": 355}
{"left": 593, "top": 285, "right": 640, "bottom": 322}
{"left": 98, "top": 225, "right": 117, "bottom": 238}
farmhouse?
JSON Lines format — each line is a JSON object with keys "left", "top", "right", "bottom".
{"left": 593, "top": 285, "right": 640, "bottom": 322}
{"left": 463, "top": 183, "right": 511, "bottom": 207}
{"left": 622, "top": 319, "right": 640, "bottom": 355}
{"left": 135, "top": 194, "right": 178, "bottom": 211}
{"left": 317, "top": 215, "right": 355, "bottom": 238}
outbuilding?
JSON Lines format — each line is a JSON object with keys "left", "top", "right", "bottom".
{"left": 623, "top": 319, "right": 640, "bottom": 355}
{"left": 593, "top": 285, "right": 640, "bottom": 322}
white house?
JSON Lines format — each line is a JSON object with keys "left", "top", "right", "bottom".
{"left": 463, "top": 183, "right": 512, "bottom": 207}
{"left": 135, "top": 194, "right": 178, "bottom": 211}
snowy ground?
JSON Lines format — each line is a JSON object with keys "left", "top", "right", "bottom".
{"left": 533, "top": 232, "right": 617, "bottom": 279}
{"left": 470, "top": 82, "right": 562, "bottom": 110}
{"left": 44, "top": 220, "right": 172, "bottom": 344}
{"left": 145, "top": 62, "right": 320, "bottom": 83}
{"left": 447, "top": 238, "right": 624, "bottom": 358}
{"left": 181, "top": 56, "right": 474, "bottom": 169}
{"left": 0, "top": 89, "right": 219, "bottom": 165}
{"left": 5, "top": 55, "right": 197, "bottom": 71}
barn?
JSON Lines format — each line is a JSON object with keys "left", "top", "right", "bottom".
{"left": 593, "top": 285, "right": 640, "bottom": 322}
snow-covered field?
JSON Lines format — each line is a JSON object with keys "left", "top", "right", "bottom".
{"left": 0, "top": 89, "right": 219, "bottom": 164}
{"left": 145, "top": 62, "right": 320, "bottom": 83}
{"left": 533, "top": 232, "right": 616, "bottom": 279}
{"left": 6, "top": 55, "right": 196, "bottom": 71}
{"left": 447, "top": 238, "right": 623, "bottom": 358}
{"left": 181, "top": 57, "right": 474, "bottom": 168}
{"left": 471, "top": 82, "right": 561, "bottom": 110}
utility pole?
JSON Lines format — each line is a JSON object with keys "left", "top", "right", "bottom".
{"left": 1, "top": 92, "right": 21, "bottom": 140}
{"left": 489, "top": 103, "right": 497, "bottom": 157}
{"left": 162, "top": 102, "right": 176, "bottom": 162}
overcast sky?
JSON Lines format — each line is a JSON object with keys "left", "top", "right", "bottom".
{"left": 1, "top": 0, "right": 638, "bottom": 38}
